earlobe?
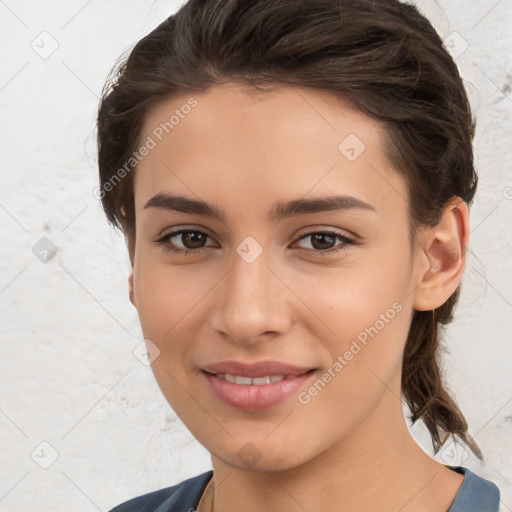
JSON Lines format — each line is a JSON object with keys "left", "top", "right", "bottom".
{"left": 413, "top": 198, "right": 469, "bottom": 311}
{"left": 128, "top": 272, "right": 136, "bottom": 308}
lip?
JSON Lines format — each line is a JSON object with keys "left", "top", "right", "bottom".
{"left": 202, "top": 360, "right": 314, "bottom": 378}
{"left": 200, "top": 359, "right": 317, "bottom": 411}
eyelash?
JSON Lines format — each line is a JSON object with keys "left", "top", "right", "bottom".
{"left": 153, "top": 229, "right": 356, "bottom": 257}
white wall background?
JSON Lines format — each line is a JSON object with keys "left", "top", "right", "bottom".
{"left": 0, "top": 1, "right": 511, "bottom": 510}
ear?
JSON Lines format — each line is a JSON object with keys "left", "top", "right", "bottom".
{"left": 128, "top": 271, "right": 137, "bottom": 308}
{"left": 413, "top": 197, "right": 469, "bottom": 311}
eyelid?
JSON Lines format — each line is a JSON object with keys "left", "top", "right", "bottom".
{"left": 293, "top": 225, "right": 356, "bottom": 241}
{"left": 291, "top": 229, "right": 356, "bottom": 255}
{"left": 153, "top": 227, "right": 217, "bottom": 248}
{"left": 155, "top": 224, "right": 214, "bottom": 239}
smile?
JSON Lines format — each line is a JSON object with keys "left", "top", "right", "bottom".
{"left": 201, "top": 369, "right": 317, "bottom": 411}
{"left": 211, "top": 373, "right": 290, "bottom": 385}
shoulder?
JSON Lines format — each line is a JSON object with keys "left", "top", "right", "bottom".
{"left": 446, "top": 466, "right": 501, "bottom": 512}
{"left": 108, "top": 470, "right": 213, "bottom": 512}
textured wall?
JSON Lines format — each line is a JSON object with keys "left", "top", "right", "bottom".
{"left": 1, "top": 1, "right": 511, "bottom": 510}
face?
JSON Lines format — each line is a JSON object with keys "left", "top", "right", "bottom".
{"left": 130, "top": 82, "right": 427, "bottom": 472}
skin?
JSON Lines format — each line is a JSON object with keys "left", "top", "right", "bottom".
{"left": 128, "top": 82, "right": 468, "bottom": 512}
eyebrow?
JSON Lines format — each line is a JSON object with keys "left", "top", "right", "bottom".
{"left": 143, "top": 192, "right": 376, "bottom": 222}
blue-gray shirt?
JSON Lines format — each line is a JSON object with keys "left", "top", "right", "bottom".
{"left": 109, "top": 466, "right": 500, "bottom": 512}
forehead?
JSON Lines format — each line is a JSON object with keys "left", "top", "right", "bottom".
{"left": 134, "top": 83, "right": 408, "bottom": 223}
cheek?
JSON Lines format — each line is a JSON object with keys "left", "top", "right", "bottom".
{"left": 132, "top": 264, "right": 206, "bottom": 425}
{"left": 291, "top": 249, "right": 413, "bottom": 403}
{"left": 131, "top": 266, "right": 203, "bottom": 399}
{"left": 292, "top": 246, "right": 412, "bottom": 349}
{"left": 290, "top": 288, "right": 410, "bottom": 451}
{"left": 133, "top": 261, "right": 209, "bottom": 339}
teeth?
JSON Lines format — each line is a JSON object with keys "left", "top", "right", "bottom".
{"left": 252, "top": 376, "right": 271, "bottom": 385}
{"left": 216, "top": 374, "right": 286, "bottom": 385}
{"left": 235, "top": 375, "right": 252, "bottom": 385}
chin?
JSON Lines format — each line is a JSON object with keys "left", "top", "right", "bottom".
{"left": 209, "top": 436, "right": 320, "bottom": 473}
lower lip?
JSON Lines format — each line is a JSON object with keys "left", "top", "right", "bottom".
{"left": 201, "top": 370, "right": 316, "bottom": 411}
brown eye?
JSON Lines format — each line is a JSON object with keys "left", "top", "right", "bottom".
{"left": 308, "top": 233, "right": 337, "bottom": 251}
{"left": 295, "top": 230, "right": 355, "bottom": 255}
{"left": 178, "top": 231, "right": 208, "bottom": 249}
{"left": 154, "top": 229, "right": 215, "bottom": 254}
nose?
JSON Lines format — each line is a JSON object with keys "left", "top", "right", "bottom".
{"left": 210, "top": 244, "right": 291, "bottom": 346}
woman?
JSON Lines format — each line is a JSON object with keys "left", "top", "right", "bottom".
{"left": 96, "top": 0, "right": 501, "bottom": 510}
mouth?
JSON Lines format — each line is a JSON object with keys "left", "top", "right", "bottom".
{"left": 201, "top": 359, "right": 316, "bottom": 379}
{"left": 200, "top": 362, "right": 317, "bottom": 411}
{"left": 203, "top": 370, "right": 315, "bottom": 385}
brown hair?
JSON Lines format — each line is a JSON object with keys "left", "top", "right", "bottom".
{"left": 97, "top": 0, "right": 482, "bottom": 458}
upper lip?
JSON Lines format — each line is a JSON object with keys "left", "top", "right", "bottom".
{"left": 202, "top": 360, "right": 315, "bottom": 378}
